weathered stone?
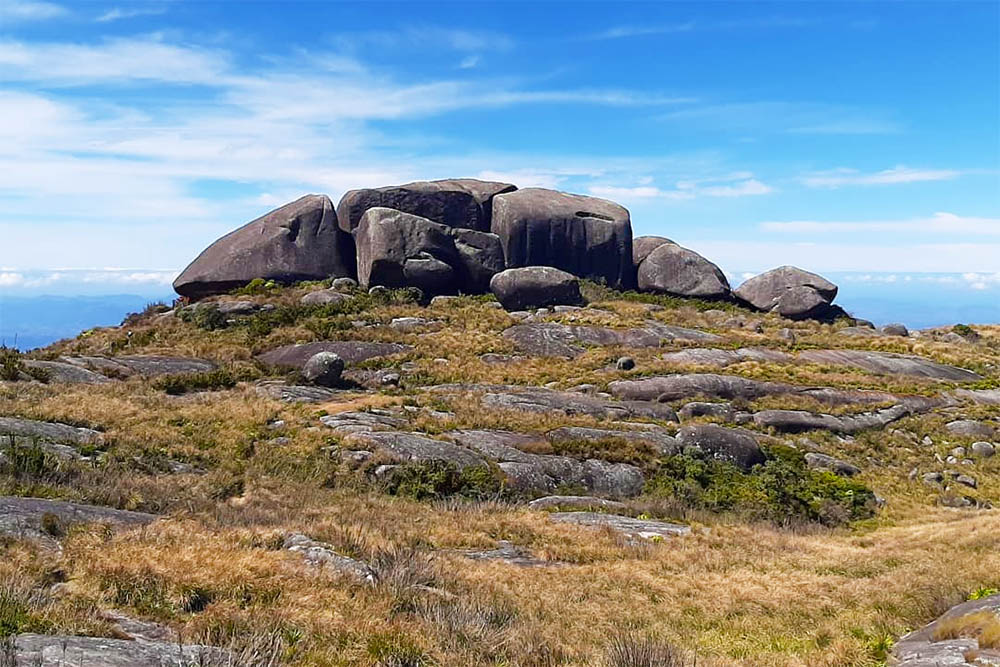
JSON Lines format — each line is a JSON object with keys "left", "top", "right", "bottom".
{"left": 174, "top": 194, "right": 354, "bottom": 299}
{"left": 0, "top": 496, "right": 156, "bottom": 541}
{"left": 300, "top": 288, "right": 350, "bottom": 306}
{"left": 344, "top": 431, "right": 487, "bottom": 470}
{"left": 804, "top": 452, "right": 861, "bottom": 476}
{"left": 945, "top": 420, "right": 996, "bottom": 438}
{"left": 12, "top": 634, "right": 231, "bottom": 667}
{"left": 637, "top": 244, "right": 731, "bottom": 299}
{"left": 492, "top": 188, "right": 634, "bottom": 289}
{"left": 549, "top": 512, "right": 690, "bottom": 539}
{"left": 616, "top": 356, "right": 635, "bottom": 371}
{"left": 320, "top": 411, "right": 407, "bottom": 435}
{"left": 675, "top": 424, "right": 764, "bottom": 471}
{"left": 971, "top": 441, "right": 996, "bottom": 458}
{"left": 798, "top": 350, "right": 981, "bottom": 382}
{"left": 503, "top": 321, "right": 720, "bottom": 358}
{"left": 332, "top": 276, "right": 358, "bottom": 291}
{"left": 389, "top": 317, "right": 444, "bottom": 333}
{"left": 735, "top": 266, "right": 838, "bottom": 312}
{"left": 490, "top": 267, "right": 584, "bottom": 311}
{"left": 880, "top": 323, "right": 909, "bottom": 337}
{"left": 772, "top": 285, "right": 832, "bottom": 320}
{"left": 212, "top": 300, "right": 260, "bottom": 315}
{"left": 302, "top": 352, "right": 344, "bottom": 387}
{"left": 21, "top": 360, "right": 112, "bottom": 384}
{"left": 632, "top": 235, "right": 675, "bottom": 267}
{"left": 0, "top": 417, "right": 102, "bottom": 446}
{"left": 337, "top": 178, "right": 516, "bottom": 233}
{"left": 892, "top": 593, "right": 1000, "bottom": 667}
{"left": 470, "top": 384, "right": 678, "bottom": 421}
{"left": 257, "top": 341, "right": 410, "bottom": 369}
{"left": 462, "top": 540, "right": 555, "bottom": 567}
{"left": 678, "top": 402, "right": 736, "bottom": 422}
{"left": 753, "top": 405, "right": 912, "bottom": 434}
{"left": 283, "top": 533, "right": 375, "bottom": 582}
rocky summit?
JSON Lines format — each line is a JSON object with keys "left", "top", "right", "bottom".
{"left": 2, "top": 178, "right": 999, "bottom": 667}
{"left": 171, "top": 177, "right": 858, "bottom": 322}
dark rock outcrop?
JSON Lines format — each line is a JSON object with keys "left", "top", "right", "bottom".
{"left": 676, "top": 424, "right": 765, "bottom": 471}
{"left": 637, "top": 244, "right": 731, "bottom": 299}
{"left": 0, "top": 496, "right": 156, "bottom": 541}
{"left": 174, "top": 194, "right": 355, "bottom": 298}
{"left": 337, "top": 178, "right": 516, "bottom": 233}
{"left": 355, "top": 207, "right": 504, "bottom": 294}
{"left": 491, "top": 188, "right": 634, "bottom": 289}
{"left": 489, "top": 267, "right": 584, "bottom": 311}
{"left": 734, "top": 266, "right": 839, "bottom": 320}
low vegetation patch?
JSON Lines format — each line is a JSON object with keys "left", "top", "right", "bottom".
{"left": 381, "top": 461, "right": 504, "bottom": 501}
{"left": 645, "top": 446, "right": 877, "bottom": 525}
{"left": 933, "top": 610, "right": 1000, "bottom": 648}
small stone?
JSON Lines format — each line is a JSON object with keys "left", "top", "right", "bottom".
{"left": 302, "top": 352, "right": 344, "bottom": 388}
{"left": 300, "top": 288, "right": 349, "bottom": 306}
{"left": 778, "top": 328, "right": 796, "bottom": 343}
{"left": 908, "top": 467, "right": 919, "bottom": 480}
{"left": 956, "top": 474, "right": 977, "bottom": 488}
{"left": 483, "top": 301, "right": 503, "bottom": 309}
{"left": 535, "top": 308, "right": 550, "bottom": 316}
{"left": 616, "top": 356, "right": 636, "bottom": 371}
{"left": 922, "top": 472, "right": 943, "bottom": 485}
{"left": 971, "top": 442, "right": 995, "bottom": 458}
{"left": 922, "top": 436, "right": 934, "bottom": 446}
{"left": 330, "top": 277, "right": 356, "bottom": 291}
{"left": 368, "top": 285, "right": 390, "bottom": 297}
{"left": 946, "top": 456, "right": 958, "bottom": 464}
{"left": 949, "top": 446, "right": 967, "bottom": 458}
{"left": 377, "top": 372, "right": 401, "bottom": 386}
{"left": 553, "top": 305, "right": 581, "bottom": 313}
{"left": 430, "top": 295, "right": 459, "bottom": 307}
{"left": 880, "top": 323, "right": 909, "bottom": 337}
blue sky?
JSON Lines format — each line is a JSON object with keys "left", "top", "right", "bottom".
{"left": 0, "top": 0, "right": 998, "bottom": 299}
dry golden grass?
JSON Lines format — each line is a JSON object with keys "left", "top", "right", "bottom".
{"left": 2, "top": 286, "right": 999, "bottom": 665}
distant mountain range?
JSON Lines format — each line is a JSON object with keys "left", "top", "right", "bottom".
{"left": 0, "top": 294, "right": 173, "bottom": 351}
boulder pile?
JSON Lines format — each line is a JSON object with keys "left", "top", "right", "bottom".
{"left": 174, "top": 177, "right": 847, "bottom": 320}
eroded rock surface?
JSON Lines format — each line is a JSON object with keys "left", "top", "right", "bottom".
{"left": 549, "top": 512, "right": 691, "bottom": 539}
{"left": 798, "top": 349, "right": 981, "bottom": 382}
{"left": 0, "top": 496, "right": 156, "bottom": 541}
{"left": 257, "top": 341, "right": 410, "bottom": 369}
{"left": 12, "top": 634, "right": 230, "bottom": 667}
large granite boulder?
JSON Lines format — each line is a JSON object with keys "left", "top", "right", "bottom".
{"left": 637, "top": 243, "right": 731, "bottom": 299}
{"left": 174, "top": 195, "right": 355, "bottom": 299}
{"left": 355, "top": 207, "right": 505, "bottom": 294}
{"left": 676, "top": 424, "right": 765, "bottom": 471}
{"left": 491, "top": 188, "right": 635, "bottom": 289}
{"left": 257, "top": 341, "right": 410, "bottom": 369}
{"left": 734, "top": 266, "right": 839, "bottom": 320}
{"left": 632, "top": 235, "right": 675, "bottom": 267}
{"left": 337, "top": 178, "right": 516, "bottom": 233}
{"left": 490, "top": 266, "right": 584, "bottom": 311}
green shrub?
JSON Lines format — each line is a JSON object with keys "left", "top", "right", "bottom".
{"left": 644, "top": 448, "right": 876, "bottom": 525}
{"left": 154, "top": 369, "right": 238, "bottom": 395}
{"left": 0, "top": 347, "right": 23, "bottom": 382}
{"left": 383, "top": 461, "right": 503, "bottom": 501}
{"left": 0, "top": 437, "right": 70, "bottom": 484}
{"left": 233, "top": 278, "right": 279, "bottom": 296}
{"left": 952, "top": 323, "right": 976, "bottom": 337}
{"left": 0, "top": 580, "right": 51, "bottom": 638}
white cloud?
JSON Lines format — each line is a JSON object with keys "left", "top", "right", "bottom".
{"left": 0, "top": 0, "right": 66, "bottom": 22}
{"left": 589, "top": 175, "right": 773, "bottom": 201}
{"left": 331, "top": 26, "right": 514, "bottom": 52}
{"left": 96, "top": 6, "right": 167, "bottom": 22}
{"left": 458, "top": 55, "right": 480, "bottom": 69}
{"left": 585, "top": 23, "right": 695, "bottom": 40}
{"left": 800, "top": 165, "right": 961, "bottom": 188}
{"left": 661, "top": 101, "right": 899, "bottom": 135}
{"left": 760, "top": 212, "right": 1000, "bottom": 235}
{"left": 0, "top": 272, "right": 25, "bottom": 287}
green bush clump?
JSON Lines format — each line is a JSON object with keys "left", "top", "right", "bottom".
{"left": 383, "top": 461, "right": 503, "bottom": 501}
{"left": 0, "top": 347, "right": 23, "bottom": 381}
{"left": 0, "top": 582, "right": 51, "bottom": 638}
{"left": 645, "top": 447, "right": 876, "bottom": 526}
{"left": 952, "top": 323, "right": 976, "bottom": 337}
{"left": 234, "top": 278, "right": 279, "bottom": 295}
{"left": 154, "top": 369, "right": 238, "bottom": 395}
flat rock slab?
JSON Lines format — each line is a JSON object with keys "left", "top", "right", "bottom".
{"left": 22, "top": 360, "right": 112, "bottom": 384}
{"left": 549, "top": 512, "right": 690, "bottom": 539}
{"left": 0, "top": 417, "right": 102, "bottom": 445}
{"left": 892, "top": 593, "right": 1000, "bottom": 666}
{"left": 608, "top": 373, "right": 900, "bottom": 406}
{"left": 502, "top": 321, "right": 719, "bottom": 358}
{"left": 0, "top": 496, "right": 156, "bottom": 541}
{"left": 60, "top": 355, "right": 217, "bottom": 378}
{"left": 320, "top": 410, "right": 408, "bottom": 435}
{"left": 462, "top": 540, "right": 555, "bottom": 567}
{"left": 431, "top": 383, "right": 679, "bottom": 421}
{"left": 13, "top": 634, "right": 229, "bottom": 666}
{"left": 753, "top": 405, "right": 913, "bottom": 434}
{"left": 344, "top": 431, "right": 488, "bottom": 470}
{"left": 661, "top": 347, "right": 793, "bottom": 367}
{"left": 257, "top": 341, "right": 411, "bottom": 368}
{"left": 255, "top": 380, "right": 341, "bottom": 403}
{"left": 798, "top": 349, "right": 981, "bottom": 382}
{"left": 546, "top": 425, "right": 679, "bottom": 456}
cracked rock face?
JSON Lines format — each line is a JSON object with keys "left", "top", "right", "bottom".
{"left": 173, "top": 194, "right": 355, "bottom": 299}
{"left": 337, "top": 178, "right": 516, "bottom": 233}
{"left": 491, "top": 188, "right": 634, "bottom": 289}
{"left": 12, "top": 634, "right": 230, "bottom": 667}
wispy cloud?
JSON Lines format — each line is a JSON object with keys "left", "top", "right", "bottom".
{"left": 96, "top": 6, "right": 167, "bottom": 22}
{"left": 590, "top": 174, "right": 773, "bottom": 201}
{"left": 0, "top": 0, "right": 66, "bottom": 22}
{"left": 800, "top": 166, "right": 961, "bottom": 188}
{"left": 584, "top": 22, "right": 695, "bottom": 41}
{"left": 661, "top": 101, "right": 899, "bottom": 135}
{"left": 760, "top": 212, "right": 1000, "bottom": 235}
{"left": 458, "top": 55, "right": 480, "bottom": 69}
{"left": 331, "top": 26, "right": 514, "bottom": 52}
